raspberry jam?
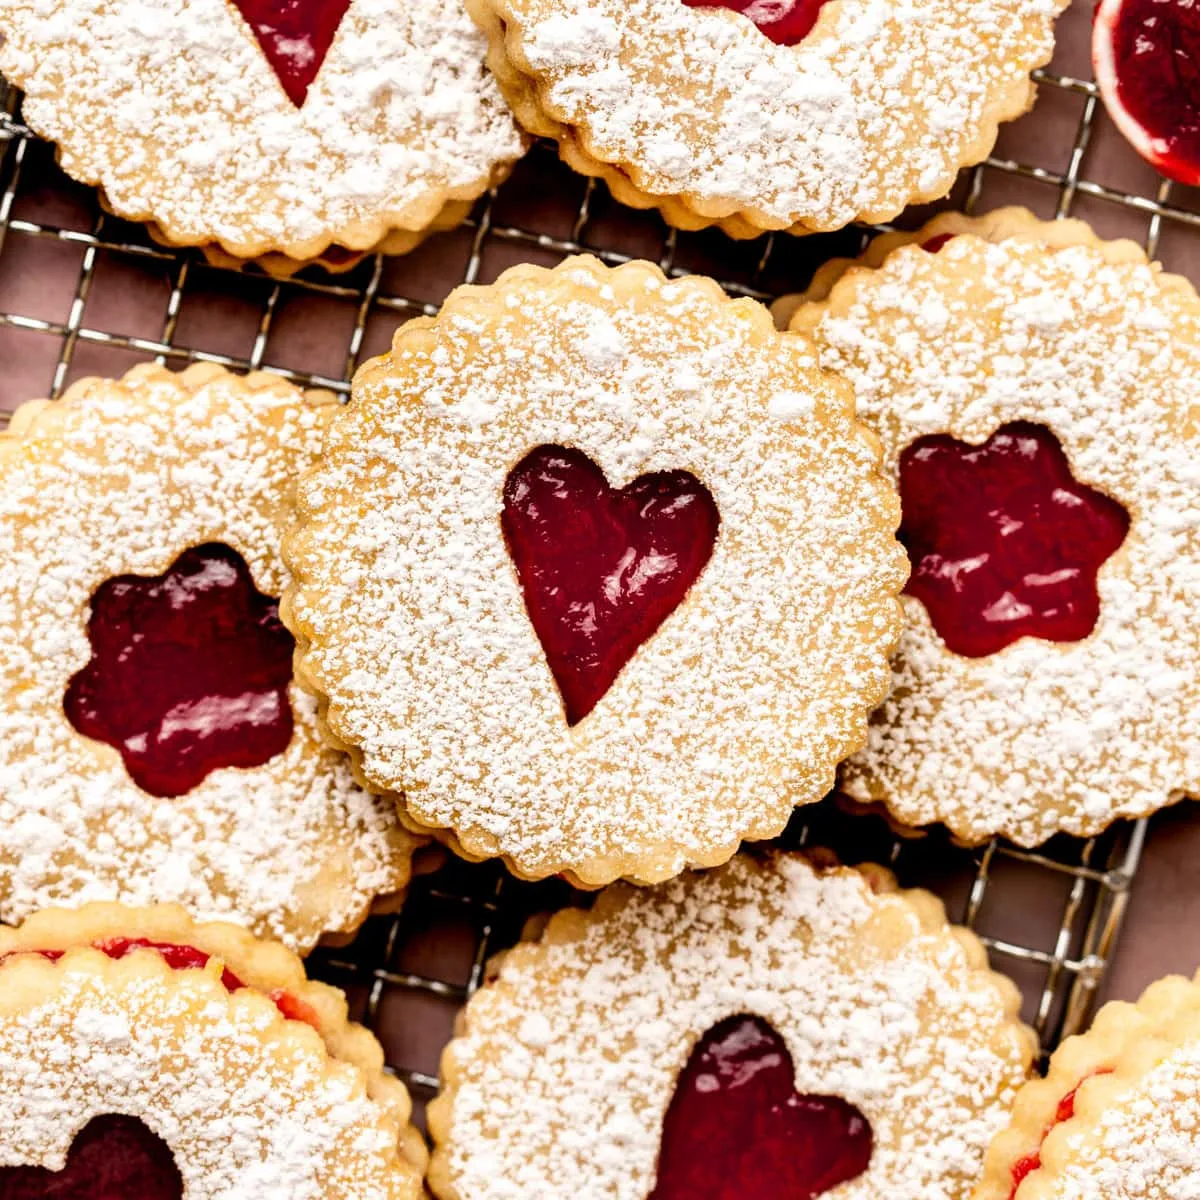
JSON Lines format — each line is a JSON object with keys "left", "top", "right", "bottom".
{"left": 0, "top": 1114, "right": 182, "bottom": 1200}
{"left": 230, "top": 0, "right": 354, "bottom": 107}
{"left": 682, "top": 0, "right": 830, "bottom": 45}
{"left": 2, "top": 939, "right": 319, "bottom": 1028}
{"left": 1095, "top": 0, "right": 1200, "bottom": 185}
{"left": 64, "top": 544, "right": 296, "bottom": 798}
{"left": 921, "top": 233, "right": 955, "bottom": 253}
{"left": 1008, "top": 1073, "right": 1109, "bottom": 1197}
{"left": 502, "top": 445, "right": 719, "bottom": 725}
{"left": 651, "top": 1015, "right": 873, "bottom": 1199}
{"left": 898, "top": 423, "right": 1129, "bottom": 658}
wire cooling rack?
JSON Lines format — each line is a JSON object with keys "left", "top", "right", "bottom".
{"left": 0, "top": 0, "right": 1191, "bottom": 1127}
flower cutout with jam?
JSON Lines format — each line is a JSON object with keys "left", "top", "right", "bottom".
{"left": 790, "top": 209, "right": 1200, "bottom": 847}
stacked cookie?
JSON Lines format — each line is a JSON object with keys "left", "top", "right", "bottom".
{"left": 464, "top": 0, "right": 1066, "bottom": 235}
{"left": 0, "top": 364, "right": 425, "bottom": 954}
{"left": 0, "top": 905, "right": 428, "bottom": 1198}
{"left": 0, "top": 0, "right": 528, "bottom": 274}
{"left": 782, "top": 208, "right": 1200, "bottom": 846}
{"left": 282, "top": 256, "right": 908, "bottom": 885}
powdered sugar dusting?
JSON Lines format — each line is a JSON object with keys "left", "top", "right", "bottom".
{"left": 491, "top": 0, "right": 1063, "bottom": 228}
{"left": 0, "top": 0, "right": 525, "bottom": 257}
{"left": 431, "top": 853, "right": 1032, "bottom": 1199}
{"left": 1043, "top": 1043, "right": 1200, "bottom": 1198}
{"left": 0, "top": 366, "right": 416, "bottom": 951}
{"left": 0, "top": 953, "right": 417, "bottom": 1198}
{"left": 804, "top": 234, "right": 1200, "bottom": 845}
{"left": 285, "top": 258, "right": 907, "bottom": 884}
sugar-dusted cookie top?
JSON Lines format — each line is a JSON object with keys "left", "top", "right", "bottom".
{"left": 977, "top": 971, "right": 1200, "bottom": 1200}
{"left": 428, "top": 851, "right": 1034, "bottom": 1199}
{"left": 0, "top": 903, "right": 426, "bottom": 1200}
{"left": 791, "top": 211, "right": 1200, "bottom": 846}
{"left": 0, "top": 0, "right": 526, "bottom": 261}
{"left": 468, "top": 0, "right": 1065, "bottom": 233}
{"left": 0, "top": 364, "right": 421, "bottom": 951}
{"left": 283, "top": 255, "right": 907, "bottom": 886}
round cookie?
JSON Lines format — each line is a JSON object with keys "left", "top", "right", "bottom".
{"left": 790, "top": 211, "right": 1200, "bottom": 846}
{"left": 0, "top": 363, "right": 422, "bottom": 952}
{"left": 0, "top": 903, "right": 426, "bottom": 1199}
{"left": 282, "top": 255, "right": 907, "bottom": 886}
{"left": 977, "top": 972, "right": 1200, "bottom": 1199}
{"left": 466, "top": 0, "right": 1066, "bottom": 236}
{"left": 0, "top": 0, "right": 527, "bottom": 267}
{"left": 428, "top": 851, "right": 1035, "bottom": 1199}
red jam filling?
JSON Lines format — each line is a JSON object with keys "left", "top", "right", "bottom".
{"left": 898, "top": 423, "right": 1129, "bottom": 658}
{"left": 1101, "top": 0, "right": 1200, "bottom": 184}
{"left": 230, "top": 0, "right": 354, "bottom": 107}
{"left": 502, "top": 445, "right": 719, "bottom": 725}
{"left": 920, "top": 233, "right": 955, "bottom": 253}
{"left": 1008, "top": 1072, "right": 1109, "bottom": 1197}
{"left": 64, "top": 543, "right": 296, "bottom": 798}
{"left": 651, "top": 1015, "right": 873, "bottom": 1199}
{"left": 2, "top": 939, "right": 320, "bottom": 1029}
{"left": 0, "top": 1114, "right": 183, "bottom": 1200}
{"left": 682, "top": 0, "right": 830, "bottom": 45}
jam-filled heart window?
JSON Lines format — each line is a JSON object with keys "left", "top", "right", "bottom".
{"left": 501, "top": 444, "right": 720, "bottom": 725}
{"left": 64, "top": 543, "right": 296, "bottom": 797}
{"left": 651, "top": 1014, "right": 873, "bottom": 1199}
{"left": 228, "top": 0, "right": 354, "bottom": 106}
{"left": 897, "top": 422, "right": 1129, "bottom": 658}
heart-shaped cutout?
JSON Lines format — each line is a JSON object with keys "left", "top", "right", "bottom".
{"left": 63, "top": 543, "right": 296, "bottom": 798}
{"left": 501, "top": 445, "right": 719, "bottom": 726}
{"left": 229, "top": 0, "right": 354, "bottom": 107}
{"left": 651, "top": 1014, "right": 872, "bottom": 1200}
{"left": 0, "top": 1115, "right": 183, "bottom": 1200}
{"left": 898, "top": 422, "right": 1129, "bottom": 658}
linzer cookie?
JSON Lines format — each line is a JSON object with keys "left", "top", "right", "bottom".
{"left": 788, "top": 211, "right": 1200, "bottom": 846}
{"left": 977, "top": 971, "right": 1200, "bottom": 1199}
{"left": 0, "top": 903, "right": 426, "bottom": 1199}
{"left": 427, "top": 851, "right": 1035, "bottom": 1199}
{"left": 0, "top": 0, "right": 526, "bottom": 271}
{"left": 282, "top": 256, "right": 907, "bottom": 887}
{"left": 0, "top": 364, "right": 422, "bottom": 952}
{"left": 465, "top": 0, "right": 1066, "bottom": 236}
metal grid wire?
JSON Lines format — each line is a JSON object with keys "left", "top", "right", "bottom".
{"left": 304, "top": 811, "right": 1150, "bottom": 1112}
{"left": 0, "top": 31, "right": 1186, "bottom": 1118}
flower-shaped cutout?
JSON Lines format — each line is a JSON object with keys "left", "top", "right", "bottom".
{"left": 64, "top": 543, "right": 295, "bottom": 797}
{"left": 898, "top": 422, "right": 1129, "bottom": 658}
